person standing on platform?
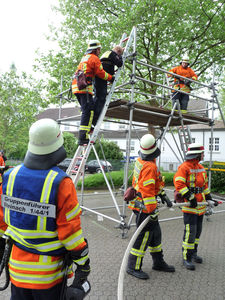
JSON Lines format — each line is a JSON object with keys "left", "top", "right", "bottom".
{"left": 168, "top": 57, "right": 198, "bottom": 113}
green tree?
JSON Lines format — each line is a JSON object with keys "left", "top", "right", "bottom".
{"left": 63, "top": 131, "right": 78, "bottom": 157}
{"left": 36, "top": 0, "right": 225, "bottom": 105}
{"left": 88, "top": 138, "right": 123, "bottom": 161}
{"left": 0, "top": 68, "right": 48, "bottom": 159}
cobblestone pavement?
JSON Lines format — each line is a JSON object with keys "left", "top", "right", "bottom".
{"left": 0, "top": 189, "right": 225, "bottom": 300}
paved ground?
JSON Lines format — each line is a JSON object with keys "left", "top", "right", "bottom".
{"left": 0, "top": 188, "right": 225, "bottom": 300}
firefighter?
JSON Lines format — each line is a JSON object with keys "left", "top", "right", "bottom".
{"left": 127, "top": 134, "right": 175, "bottom": 280}
{"left": 72, "top": 40, "right": 114, "bottom": 145}
{"left": 174, "top": 143, "right": 218, "bottom": 270}
{"left": 0, "top": 118, "right": 90, "bottom": 299}
{"left": 168, "top": 57, "right": 198, "bottom": 113}
{"left": 92, "top": 45, "right": 124, "bottom": 127}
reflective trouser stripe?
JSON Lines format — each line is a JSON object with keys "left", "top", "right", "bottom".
{"left": 148, "top": 244, "right": 162, "bottom": 253}
{"left": 182, "top": 224, "right": 195, "bottom": 260}
{"left": 130, "top": 231, "right": 149, "bottom": 270}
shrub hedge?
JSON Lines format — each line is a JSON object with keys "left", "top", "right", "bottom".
{"left": 202, "top": 162, "right": 225, "bottom": 194}
{"left": 77, "top": 171, "right": 175, "bottom": 189}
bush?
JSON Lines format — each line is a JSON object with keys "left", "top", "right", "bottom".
{"left": 77, "top": 170, "right": 175, "bottom": 189}
{"left": 202, "top": 162, "right": 225, "bottom": 194}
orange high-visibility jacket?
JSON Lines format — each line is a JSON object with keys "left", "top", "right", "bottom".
{"left": 174, "top": 159, "right": 210, "bottom": 215}
{"left": 72, "top": 53, "right": 112, "bottom": 95}
{"left": 168, "top": 65, "right": 198, "bottom": 93}
{"left": 128, "top": 158, "right": 164, "bottom": 214}
{"left": 0, "top": 177, "right": 88, "bottom": 290}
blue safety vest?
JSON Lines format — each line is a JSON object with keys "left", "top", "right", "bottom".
{"left": 2, "top": 164, "right": 68, "bottom": 255}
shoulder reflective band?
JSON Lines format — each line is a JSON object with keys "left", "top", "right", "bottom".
{"left": 1, "top": 194, "right": 56, "bottom": 218}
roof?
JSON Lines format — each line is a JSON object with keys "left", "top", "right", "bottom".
{"left": 189, "top": 120, "right": 225, "bottom": 130}
{"left": 37, "top": 106, "right": 81, "bottom": 121}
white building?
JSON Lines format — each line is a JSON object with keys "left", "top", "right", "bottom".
{"left": 37, "top": 106, "right": 225, "bottom": 171}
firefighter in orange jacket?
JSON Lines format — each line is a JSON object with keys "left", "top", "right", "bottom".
{"left": 127, "top": 134, "right": 175, "bottom": 280}
{"left": 72, "top": 40, "right": 114, "bottom": 145}
{"left": 168, "top": 57, "right": 198, "bottom": 113}
{"left": 0, "top": 119, "right": 90, "bottom": 299}
{"left": 174, "top": 143, "right": 218, "bottom": 270}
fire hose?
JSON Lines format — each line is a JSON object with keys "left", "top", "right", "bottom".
{"left": 117, "top": 201, "right": 209, "bottom": 300}
{"left": 0, "top": 236, "right": 13, "bottom": 291}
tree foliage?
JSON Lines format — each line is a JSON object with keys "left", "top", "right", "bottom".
{"left": 36, "top": 0, "right": 225, "bottom": 105}
{"left": 0, "top": 68, "right": 48, "bottom": 159}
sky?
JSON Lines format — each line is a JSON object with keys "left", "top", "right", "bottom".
{"left": 0, "top": 0, "right": 60, "bottom": 75}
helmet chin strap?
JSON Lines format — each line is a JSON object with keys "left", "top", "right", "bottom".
{"left": 24, "top": 146, "right": 66, "bottom": 170}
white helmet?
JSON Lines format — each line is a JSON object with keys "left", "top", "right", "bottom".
{"left": 28, "top": 118, "right": 64, "bottom": 155}
{"left": 87, "top": 39, "right": 101, "bottom": 51}
{"left": 140, "top": 134, "right": 160, "bottom": 158}
{"left": 186, "top": 143, "right": 204, "bottom": 160}
{"left": 180, "top": 56, "right": 190, "bottom": 65}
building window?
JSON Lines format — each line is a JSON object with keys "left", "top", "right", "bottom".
{"left": 130, "top": 140, "right": 135, "bottom": 151}
{"left": 192, "top": 138, "right": 196, "bottom": 143}
{"left": 119, "top": 124, "right": 126, "bottom": 130}
{"left": 104, "top": 122, "right": 110, "bottom": 130}
{"left": 209, "top": 137, "right": 220, "bottom": 152}
{"left": 169, "top": 163, "right": 173, "bottom": 171}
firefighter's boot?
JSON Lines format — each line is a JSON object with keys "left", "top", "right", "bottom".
{"left": 126, "top": 253, "right": 149, "bottom": 280}
{"left": 78, "top": 130, "right": 89, "bottom": 146}
{"left": 151, "top": 251, "right": 175, "bottom": 272}
{"left": 192, "top": 252, "right": 203, "bottom": 264}
{"left": 183, "top": 259, "right": 195, "bottom": 270}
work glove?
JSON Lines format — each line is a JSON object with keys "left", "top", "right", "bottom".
{"left": 205, "top": 193, "right": 218, "bottom": 206}
{"left": 183, "top": 191, "right": 197, "bottom": 208}
{"left": 159, "top": 193, "right": 173, "bottom": 208}
{"left": 184, "top": 78, "right": 190, "bottom": 86}
{"left": 110, "top": 76, "right": 115, "bottom": 83}
{"left": 189, "top": 194, "right": 197, "bottom": 208}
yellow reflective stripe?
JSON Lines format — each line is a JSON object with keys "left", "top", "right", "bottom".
{"left": 5, "top": 165, "right": 22, "bottom": 225}
{"left": 37, "top": 170, "right": 58, "bottom": 231}
{"left": 143, "top": 179, "right": 155, "bottom": 186}
{"left": 143, "top": 197, "right": 156, "bottom": 205}
{"left": 175, "top": 176, "right": 186, "bottom": 183}
{"left": 136, "top": 231, "right": 149, "bottom": 269}
{"left": 130, "top": 248, "right": 145, "bottom": 257}
{"left": 9, "top": 257, "right": 63, "bottom": 272}
{"left": 182, "top": 207, "right": 198, "bottom": 213}
{"left": 66, "top": 203, "right": 81, "bottom": 221}
{"left": 5, "top": 229, "right": 63, "bottom": 252}
{"left": 182, "top": 241, "right": 195, "bottom": 249}
{"left": 88, "top": 110, "right": 94, "bottom": 129}
{"left": 62, "top": 229, "right": 85, "bottom": 250}
{"left": 0, "top": 229, "right": 5, "bottom": 237}
{"left": 148, "top": 244, "right": 162, "bottom": 253}
{"left": 9, "top": 267, "right": 72, "bottom": 285}
{"left": 80, "top": 125, "right": 90, "bottom": 131}
{"left": 204, "top": 188, "right": 210, "bottom": 195}
{"left": 189, "top": 173, "right": 195, "bottom": 187}
{"left": 6, "top": 226, "right": 57, "bottom": 239}
{"left": 179, "top": 187, "right": 189, "bottom": 196}
{"left": 73, "top": 254, "right": 89, "bottom": 266}
{"left": 195, "top": 238, "right": 200, "bottom": 245}
{"left": 100, "top": 51, "right": 111, "bottom": 60}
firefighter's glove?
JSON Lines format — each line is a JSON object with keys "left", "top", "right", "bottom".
{"left": 160, "top": 194, "right": 172, "bottom": 208}
{"left": 205, "top": 193, "right": 218, "bottom": 206}
{"left": 184, "top": 79, "right": 190, "bottom": 86}
{"left": 110, "top": 76, "right": 115, "bottom": 83}
{"left": 73, "top": 259, "right": 90, "bottom": 290}
{"left": 189, "top": 195, "right": 197, "bottom": 208}
{"left": 159, "top": 191, "right": 173, "bottom": 208}
{"left": 0, "top": 237, "right": 6, "bottom": 263}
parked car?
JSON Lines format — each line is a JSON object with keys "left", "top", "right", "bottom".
{"left": 57, "top": 158, "right": 72, "bottom": 172}
{"left": 86, "top": 160, "right": 112, "bottom": 174}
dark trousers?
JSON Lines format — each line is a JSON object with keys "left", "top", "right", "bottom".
{"left": 128, "top": 212, "right": 162, "bottom": 270}
{"left": 93, "top": 77, "right": 108, "bottom": 126}
{"left": 182, "top": 213, "right": 204, "bottom": 260}
{"left": 172, "top": 92, "right": 189, "bottom": 110}
{"left": 75, "top": 93, "right": 94, "bottom": 141}
{"left": 11, "top": 282, "right": 63, "bottom": 300}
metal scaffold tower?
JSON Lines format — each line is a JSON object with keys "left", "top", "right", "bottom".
{"left": 56, "top": 26, "right": 225, "bottom": 237}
